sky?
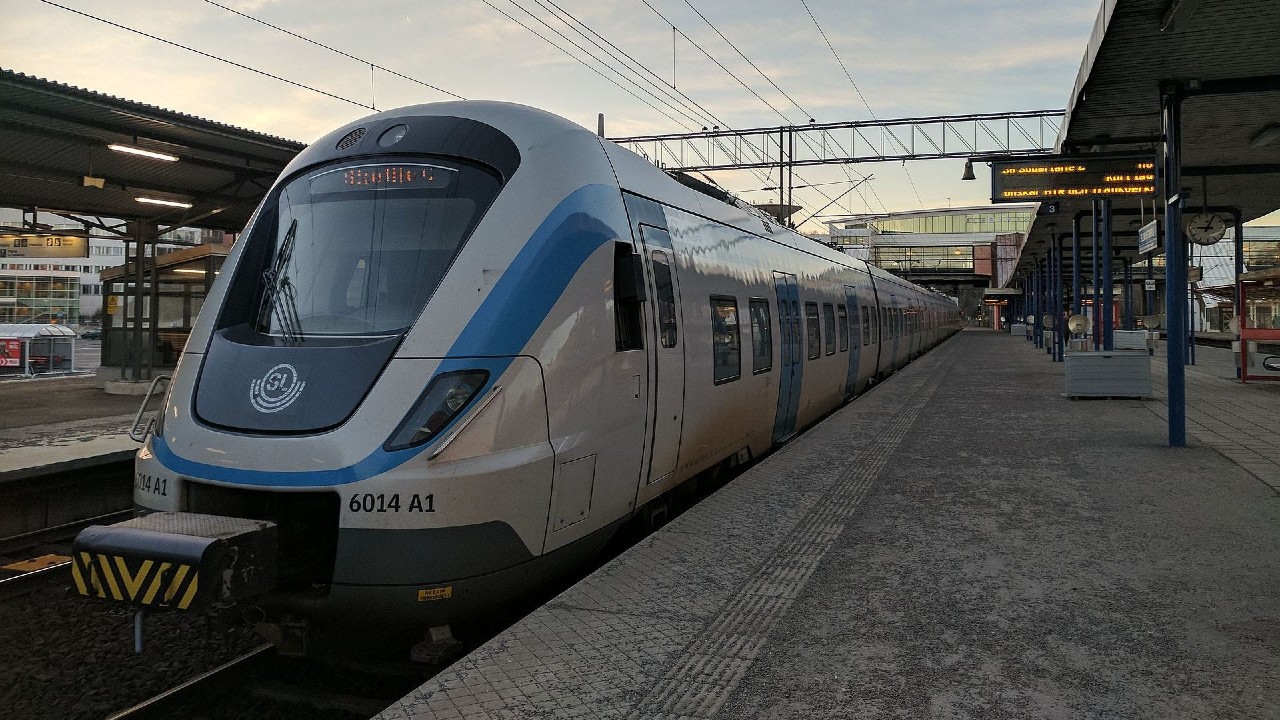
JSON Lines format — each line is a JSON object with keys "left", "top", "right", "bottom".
{"left": 4, "top": 0, "right": 1111, "bottom": 232}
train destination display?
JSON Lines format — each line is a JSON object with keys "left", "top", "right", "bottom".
{"left": 991, "top": 155, "right": 1157, "bottom": 202}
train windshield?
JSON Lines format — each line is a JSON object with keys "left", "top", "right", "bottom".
{"left": 255, "top": 158, "right": 501, "bottom": 338}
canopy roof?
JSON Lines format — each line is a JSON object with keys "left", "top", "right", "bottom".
{"left": 0, "top": 68, "right": 304, "bottom": 232}
{"left": 0, "top": 323, "right": 77, "bottom": 338}
{"left": 1015, "top": 0, "right": 1280, "bottom": 278}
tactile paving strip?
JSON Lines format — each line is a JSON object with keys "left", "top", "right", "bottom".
{"left": 625, "top": 348, "right": 957, "bottom": 719}
{"left": 379, "top": 340, "right": 961, "bottom": 720}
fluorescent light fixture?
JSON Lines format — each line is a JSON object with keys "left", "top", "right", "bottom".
{"left": 136, "top": 197, "right": 193, "bottom": 209}
{"left": 108, "top": 144, "right": 179, "bottom": 162}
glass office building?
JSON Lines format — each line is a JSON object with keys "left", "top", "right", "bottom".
{"left": 0, "top": 272, "right": 81, "bottom": 324}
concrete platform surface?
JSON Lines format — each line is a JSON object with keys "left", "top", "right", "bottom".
{"left": 377, "top": 328, "right": 1280, "bottom": 720}
{"left": 0, "top": 375, "right": 139, "bottom": 480}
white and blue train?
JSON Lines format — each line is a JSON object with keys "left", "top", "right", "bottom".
{"left": 73, "top": 102, "right": 959, "bottom": 648}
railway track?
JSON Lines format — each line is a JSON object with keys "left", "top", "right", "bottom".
{"left": 106, "top": 644, "right": 275, "bottom": 720}
{"left": 104, "top": 643, "right": 439, "bottom": 720}
{"left": 0, "top": 461, "right": 133, "bottom": 602}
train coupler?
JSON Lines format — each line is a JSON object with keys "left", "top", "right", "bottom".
{"left": 410, "top": 625, "right": 463, "bottom": 665}
{"left": 71, "top": 512, "right": 277, "bottom": 613}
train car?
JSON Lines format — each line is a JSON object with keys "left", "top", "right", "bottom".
{"left": 71, "top": 101, "right": 959, "bottom": 654}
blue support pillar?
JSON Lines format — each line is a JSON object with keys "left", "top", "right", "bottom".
{"left": 1123, "top": 260, "right": 1133, "bottom": 330}
{"left": 1031, "top": 264, "right": 1039, "bottom": 346}
{"left": 1072, "top": 218, "right": 1083, "bottom": 317}
{"left": 1045, "top": 247, "right": 1054, "bottom": 356}
{"left": 1091, "top": 201, "right": 1101, "bottom": 351}
{"left": 1056, "top": 236, "right": 1066, "bottom": 361}
{"left": 1145, "top": 254, "right": 1155, "bottom": 318}
{"left": 1162, "top": 87, "right": 1186, "bottom": 447}
{"left": 1234, "top": 212, "right": 1244, "bottom": 378}
{"left": 1101, "top": 199, "right": 1114, "bottom": 350}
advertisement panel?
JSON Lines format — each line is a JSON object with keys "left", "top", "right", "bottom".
{"left": 0, "top": 339, "right": 21, "bottom": 367}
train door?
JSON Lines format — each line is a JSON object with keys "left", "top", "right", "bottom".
{"left": 640, "top": 225, "right": 685, "bottom": 485}
{"left": 772, "top": 272, "right": 803, "bottom": 443}
{"left": 888, "top": 294, "right": 901, "bottom": 366}
{"left": 843, "top": 284, "right": 862, "bottom": 397}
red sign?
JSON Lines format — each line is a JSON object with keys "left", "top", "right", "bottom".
{"left": 0, "top": 339, "right": 20, "bottom": 367}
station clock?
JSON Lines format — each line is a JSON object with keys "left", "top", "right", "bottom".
{"left": 1185, "top": 212, "right": 1227, "bottom": 245}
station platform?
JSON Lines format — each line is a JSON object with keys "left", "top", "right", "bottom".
{"left": 377, "top": 328, "right": 1280, "bottom": 720}
{"left": 0, "top": 376, "right": 139, "bottom": 481}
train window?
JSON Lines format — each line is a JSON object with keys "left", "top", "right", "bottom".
{"left": 749, "top": 299, "right": 772, "bottom": 373}
{"left": 837, "top": 304, "right": 849, "bottom": 352}
{"left": 613, "top": 243, "right": 644, "bottom": 351}
{"left": 805, "top": 302, "right": 821, "bottom": 360}
{"left": 652, "top": 251, "right": 677, "bottom": 348}
{"left": 862, "top": 305, "right": 871, "bottom": 345}
{"left": 822, "top": 303, "right": 836, "bottom": 355}
{"left": 711, "top": 296, "right": 741, "bottom": 384}
{"left": 240, "top": 156, "right": 502, "bottom": 338}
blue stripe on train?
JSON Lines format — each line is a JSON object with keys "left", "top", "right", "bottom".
{"left": 152, "top": 183, "right": 628, "bottom": 487}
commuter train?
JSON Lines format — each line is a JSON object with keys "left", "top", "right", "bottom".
{"left": 73, "top": 102, "right": 959, "bottom": 651}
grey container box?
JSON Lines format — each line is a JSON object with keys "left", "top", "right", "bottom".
{"left": 1064, "top": 350, "right": 1152, "bottom": 398}
{"left": 1113, "top": 330, "right": 1148, "bottom": 350}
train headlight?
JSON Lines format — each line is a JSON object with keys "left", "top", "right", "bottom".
{"left": 385, "top": 370, "right": 490, "bottom": 451}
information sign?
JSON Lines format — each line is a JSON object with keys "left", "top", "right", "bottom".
{"left": 0, "top": 233, "right": 90, "bottom": 259}
{"left": 1138, "top": 220, "right": 1160, "bottom": 255}
{"left": 1144, "top": 279, "right": 1156, "bottom": 291}
{"left": 991, "top": 155, "right": 1157, "bottom": 202}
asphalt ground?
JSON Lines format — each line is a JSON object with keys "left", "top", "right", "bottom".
{"left": 378, "top": 328, "right": 1280, "bottom": 719}
{"left": 0, "top": 375, "right": 140, "bottom": 429}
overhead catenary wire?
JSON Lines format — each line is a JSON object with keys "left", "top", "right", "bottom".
{"left": 481, "top": 0, "right": 775, "bottom": 187}
{"left": 799, "top": 0, "right": 925, "bottom": 210}
{"left": 200, "top": 0, "right": 466, "bottom": 101}
{"left": 521, "top": 0, "right": 778, "bottom": 188}
{"left": 644, "top": 0, "right": 882, "bottom": 216}
{"left": 481, "top": 0, "right": 706, "bottom": 135}
{"left": 36, "top": 0, "right": 376, "bottom": 110}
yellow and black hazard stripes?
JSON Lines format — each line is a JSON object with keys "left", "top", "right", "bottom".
{"left": 71, "top": 552, "right": 201, "bottom": 610}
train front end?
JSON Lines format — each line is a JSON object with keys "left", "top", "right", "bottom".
{"left": 71, "top": 103, "right": 632, "bottom": 650}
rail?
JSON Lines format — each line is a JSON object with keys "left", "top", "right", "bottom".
{"left": 105, "top": 644, "right": 275, "bottom": 720}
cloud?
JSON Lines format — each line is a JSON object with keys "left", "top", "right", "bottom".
{"left": 3, "top": 0, "right": 1101, "bottom": 219}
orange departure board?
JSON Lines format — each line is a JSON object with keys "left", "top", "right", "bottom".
{"left": 991, "top": 155, "right": 1157, "bottom": 202}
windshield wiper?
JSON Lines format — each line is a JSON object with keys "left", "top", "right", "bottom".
{"left": 258, "top": 218, "right": 303, "bottom": 343}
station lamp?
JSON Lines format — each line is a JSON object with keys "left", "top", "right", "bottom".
{"left": 135, "top": 197, "right": 193, "bottom": 209}
{"left": 961, "top": 159, "right": 976, "bottom": 181}
{"left": 108, "top": 143, "right": 179, "bottom": 162}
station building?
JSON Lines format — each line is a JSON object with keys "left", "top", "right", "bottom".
{"left": 825, "top": 204, "right": 1037, "bottom": 319}
{"left": 0, "top": 219, "right": 228, "bottom": 325}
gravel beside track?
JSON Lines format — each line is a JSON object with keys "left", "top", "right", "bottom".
{"left": 0, "top": 583, "right": 262, "bottom": 720}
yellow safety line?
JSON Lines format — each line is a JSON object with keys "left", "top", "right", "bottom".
{"left": 141, "top": 562, "right": 171, "bottom": 605}
{"left": 95, "top": 553, "right": 122, "bottom": 601}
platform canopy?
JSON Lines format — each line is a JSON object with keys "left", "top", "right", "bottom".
{"left": 1013, "top": 0, "right": 1280, "bottom": 276}
{"left": 0, "top": 323, "right": 77, "bottom": 338}
{"left": 0, "top": 68, "right": 305, "bottom": 232}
